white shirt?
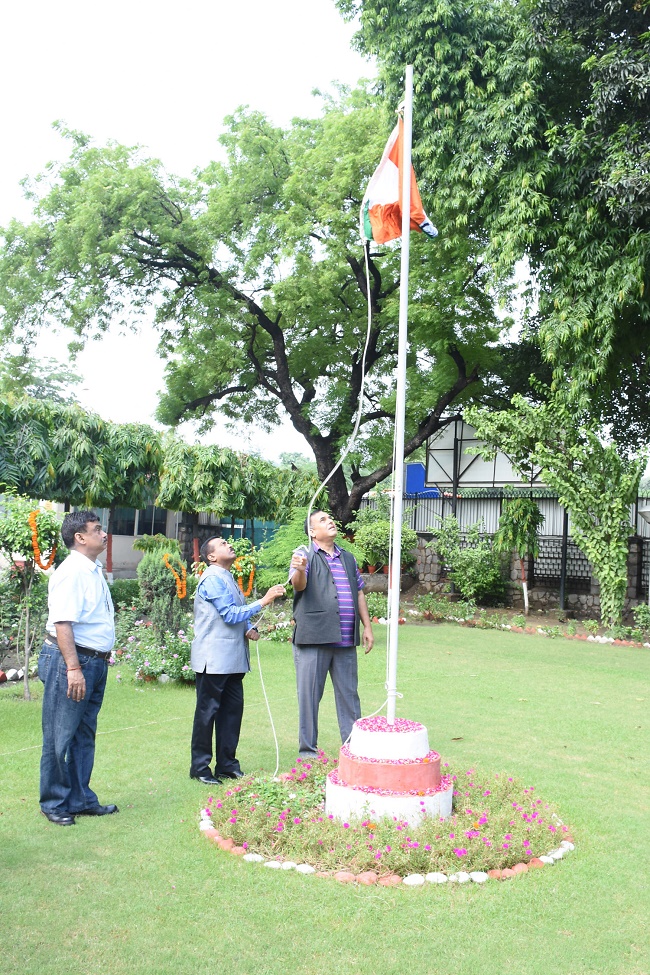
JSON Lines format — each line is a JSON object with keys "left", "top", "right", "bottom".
{"left": 46, "top": 550, "right": 115, "bottom": 652}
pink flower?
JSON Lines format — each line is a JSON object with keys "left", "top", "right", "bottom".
{"left": 453, "top": 848, "right": 468, "bottom": 857}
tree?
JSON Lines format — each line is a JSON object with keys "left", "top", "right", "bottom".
{"left": 0, "top": 89, "right": 512, "bottom": 524}
{"left": 341, "top": 0, "right": 650, "bottom": 442}
{"left": 0, "top": 396, "right": 53, "bottom": 498}
{"left": 156, "top": 437, "right": 319, "bottom": 559}
{"left": 0, "top": 348, "right": 81, "bottom": 403}
{"left": 467, "top": 397, "right": 646, "bottom": 625}
{"left": 0, "top": 496, "right": 61, "bottom": 699}
{"left": 493, "top": 495, "right": 545, "bottom": 615}
{"left": 1, "top": 396, "right": 163, "bottom": 511}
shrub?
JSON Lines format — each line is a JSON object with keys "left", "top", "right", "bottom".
{"left": 364, "top": 592, "right": 388, "bottom": 620}
{"left": 632, "top": 602, "right": 650, "bottom": 634}
{"left": 257, "top": 507, "right": 363, "bottom": 592}
{"left": 256, "top": 605, "right": 294, "bottom": 644}
{"left": 109, "top": 578, "right": 141, "bottom": 609}
{"left": 0, "top": 567, "right": 49, "bottom": 668}
{"left": 132, "top": 534, "right": 182, "bottom": 555}
{"left": 137, "top": 549, "right": 189, "bottom": 634}
{"left": 229, "top": 537, "right": 258, "bottom": 596}
{"left": 353, "top": 521, "right": 418, "bottom": 571}
{"left": 256, "top": 508, "right": 312, "bottom": 591}
{"left": 117, "top": 615, "right": 195, "bottom": 682}
{"left": 428, "top": 516, "right": 507, "bottom": 606}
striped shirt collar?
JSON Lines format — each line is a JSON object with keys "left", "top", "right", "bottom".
{"left": 312, "top": 541, "right": 341, "bottom": 558}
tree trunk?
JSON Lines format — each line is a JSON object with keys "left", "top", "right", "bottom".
{"left": 22, "top": 574, "right": 32, "bottom": 701}
{"left": 520, "top": 556, "right": 529, "bottom": 616}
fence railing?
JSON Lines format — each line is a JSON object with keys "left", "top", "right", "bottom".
{"left": 361, "top": 495, "right": 650, "bottom": 539}
{"left": 359, "top": 494, "right": 650, "bottom": 600}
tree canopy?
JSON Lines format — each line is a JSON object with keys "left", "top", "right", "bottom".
{"left": 0, "top": 347, "right": 81, "bottom": 403}
{"left": 0, "top": 396, "right": 317, "bottom": 527}
{"left": 0, "top": 88, "right": 514, "bottom": 523}
{"left": 341, "top": 0, "right": 650, "bottom": 445}
{"left": 466, "top": 395, "right": 646, "bottom": 625}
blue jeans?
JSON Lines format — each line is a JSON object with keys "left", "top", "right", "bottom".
{"left": 39, "top": 642, "right": 108, "bottom": 814}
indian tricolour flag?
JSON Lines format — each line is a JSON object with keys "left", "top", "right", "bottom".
{"left": 360, "top": 118, "right": 437, "bottom": 244}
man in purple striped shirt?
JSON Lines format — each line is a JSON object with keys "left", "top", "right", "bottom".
{"left": 290, "top": 511, "right": 373, "bottom": 756}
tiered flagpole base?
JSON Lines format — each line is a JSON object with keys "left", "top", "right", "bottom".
{"left": 325, "top": 716, "right": 453, "bottom": 826}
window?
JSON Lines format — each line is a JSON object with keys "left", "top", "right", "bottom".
{"left": 137, "top": 506, "right": 167, "bottom": 536}
{"left": 112, "top": 507, "right": 137, "bottom": 536}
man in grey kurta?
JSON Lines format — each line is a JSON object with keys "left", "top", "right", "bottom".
{"left": 190, "top": 536, "right": 285, "bottom": 786}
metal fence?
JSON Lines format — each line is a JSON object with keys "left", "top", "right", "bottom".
{"left": 364, "top": 494, "right": 650, "bottom": 538}
{"left": 360, "top": 494, "right": 650, "bottom": 597}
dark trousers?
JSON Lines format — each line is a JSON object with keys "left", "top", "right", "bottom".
{"left": 190, "top": 671, "right": 245, "bottom": 778}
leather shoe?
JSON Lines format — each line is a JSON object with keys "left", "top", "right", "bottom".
{"left": 41, "top": 809, "right": 75, "bottom": 826}
{"left": 218, "top": 770, "right": 244, "bottom": 779}
{"left": 75, "top": 804, "right": 119, "bottom": 816}
{"left": 190, "top": 774, "right": 222, "bottom": 786}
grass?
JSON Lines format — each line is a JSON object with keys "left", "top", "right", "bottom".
{"left": 1, "top": 624, "right": 648, "bottom": 975}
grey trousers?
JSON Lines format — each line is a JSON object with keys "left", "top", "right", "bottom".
{"left": 292, "top": 644, "right": 361, "bottom": 756}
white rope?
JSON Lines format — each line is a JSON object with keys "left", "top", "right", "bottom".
{"left": 254, "top": 638, "right": 281, "bottom": 779}
{"left": 303, "top": 241, "right": 375, "bottom": 528}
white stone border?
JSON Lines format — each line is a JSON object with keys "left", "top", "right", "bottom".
{"left": 198, "top": 808, "right": 576, "bottom": 885}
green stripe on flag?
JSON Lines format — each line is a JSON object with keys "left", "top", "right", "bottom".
{"left": 362, "top": 201, "right": 373, "bottom": 241}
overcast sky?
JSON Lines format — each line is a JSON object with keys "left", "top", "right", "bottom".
{"left": 0, "top": 0, "right": 374, "bottom": 461}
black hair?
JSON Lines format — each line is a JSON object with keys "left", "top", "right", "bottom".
{"left": 61, "top": 510, "right": 100, "bottom": 548}
{"left": 303, "top": 510, "right": 326, "bottom": 536}
{"left": 200, "top": 535, "right": 222, "bottom": 562}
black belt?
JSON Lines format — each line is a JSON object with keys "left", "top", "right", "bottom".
{"left": 44, "top": 637, "right": 111, "bottom": 661}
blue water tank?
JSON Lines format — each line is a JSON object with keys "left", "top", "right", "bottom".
{"left": 405, "top": 463, "right": 440, "bottom": 497}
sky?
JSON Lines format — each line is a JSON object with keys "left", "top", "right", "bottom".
{"left": 0, "top": 0, "right": 374, "bottom": 461}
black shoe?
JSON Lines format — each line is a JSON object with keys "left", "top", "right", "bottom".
{"left": 41, "top": 809, "right": 75, "bottom": 826}
{"left": 190, "top": 773, "right": 222, "bottom": 786}
{"left": 217, "top": 770, "right": 244, "bottom": 779}
{"left": 75, "top": 804, "right": 119, "bottom": 816}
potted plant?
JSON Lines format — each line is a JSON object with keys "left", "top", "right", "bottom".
{"left": 354, "top": 521, "right": 417, "bottom": 574}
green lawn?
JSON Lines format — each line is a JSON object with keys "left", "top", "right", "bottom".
{"left": 1, "top": 624, "right": 648, "bottom": 975}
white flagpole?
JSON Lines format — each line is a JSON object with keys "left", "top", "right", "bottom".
{"left": 386, "top": 65, "right": 414, "bottom": 725}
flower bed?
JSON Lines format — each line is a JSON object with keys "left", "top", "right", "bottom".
{"left": 114, "top": 613, "right": 195, "bottom": 682}
{"left": 198, "top": 753, "right": 575, "bottom": 884}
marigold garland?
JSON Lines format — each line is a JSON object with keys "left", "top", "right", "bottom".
{"left": 234, "top": 558, "right": 255, "bottom": 597}
{"left": 28, "top": 509, "right": 57, "bottom": 571}
{"left": 163, "top": 552, "right": 187, "bottom": 599}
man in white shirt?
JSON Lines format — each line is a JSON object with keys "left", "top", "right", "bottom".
{"left": 39, "top": 511, "right": 117, "bottom": 826}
